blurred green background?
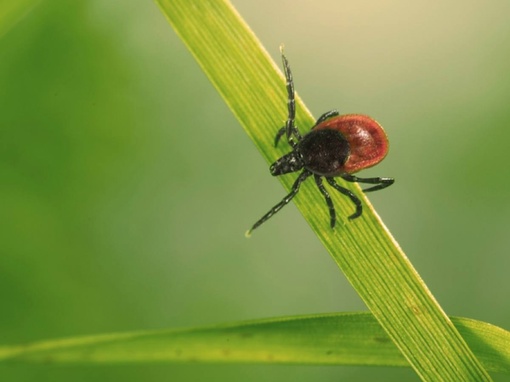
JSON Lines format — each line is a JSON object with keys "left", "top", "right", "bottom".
{"left": 1, "top": 0, "right": 510, "bottom": 381}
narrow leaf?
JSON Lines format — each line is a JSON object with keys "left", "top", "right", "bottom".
{"left": 0, "top": 313, "right": 509, "bottom": 373}
{"left": 156, "top": 1, "right": 493, "bottom": 380}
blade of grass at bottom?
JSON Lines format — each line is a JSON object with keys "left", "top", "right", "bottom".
{"left": 0, "top": 313, "right": 509, "bottom": 372}
{"left": 158, "top": 1, "right": 491, "bottom": 380}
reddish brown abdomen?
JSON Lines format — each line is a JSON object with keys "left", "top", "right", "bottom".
{"left": 313, "top": 114, "right": 389, "bottom": 174}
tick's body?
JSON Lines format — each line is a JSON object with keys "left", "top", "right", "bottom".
{"left": 247, "top": 48, "right": 394, "bottom": 235}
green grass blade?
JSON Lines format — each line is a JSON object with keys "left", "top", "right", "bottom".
{"left": 156, "top": 1, "right": 493, "bottom": 380}
{"left": 0, "top": 0, "right": 40, "bottom": 38}
{"left": 0, "top": 313, "right": 509, "bottom": 373}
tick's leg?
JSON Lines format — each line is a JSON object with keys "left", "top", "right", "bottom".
{"left": 326, "top": 177, "right": 363, "bottom": 220}
{"left": 314, "top": 110, "right": 339, "bottom": 127}
{"left": 314, "top": 175, "right": 336, "bottom": 228}
{"left": 274, "top": 126, "right": 286, "bottom": 147}
{"left": 280, "top": 46, "right": 301, "bottom": 147}
{"left": 341, "top": 174, "right": 395, "bottom": 193}
{"left": 247, "top": 171, "right": 312, "bottom": 235}
{"left": 274, "top": 126, "right": 301, "bottom": 147}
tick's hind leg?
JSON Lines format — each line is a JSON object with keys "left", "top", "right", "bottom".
{"left": 314, "top": 175, "right": 336, "bottom": 228}
{"left": 341, "top": 174, "right": 394, "bottom": 193}
{"left": 326, "top": 177, "right": 363, "bottom": 220}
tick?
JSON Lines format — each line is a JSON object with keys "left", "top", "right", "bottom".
{"left": 247, "top": 47, "right": 394, "bottom": 235}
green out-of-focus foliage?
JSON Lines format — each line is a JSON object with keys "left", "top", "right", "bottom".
{"left": 1, "top": 0, "right": 510, "bottom": 381}
{"left": 0, "top": 0, "right": 40, "bottom": 38}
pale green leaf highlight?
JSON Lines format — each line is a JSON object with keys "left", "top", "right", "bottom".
{"left": 157, "top": 1, "right": 492, "bottom": 380}
{"left": 0, "top": 0, "right": 40, "bottom": 38}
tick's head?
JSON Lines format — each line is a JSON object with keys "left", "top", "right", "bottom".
{"left": 270, "top": 151, "right": 304, "bottom": 176}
